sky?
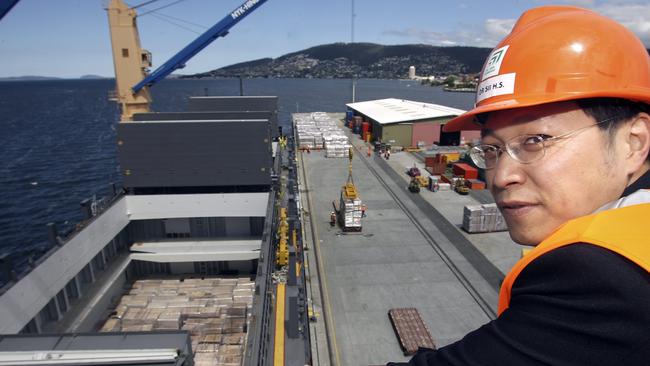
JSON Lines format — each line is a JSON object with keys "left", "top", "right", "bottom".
{"left": 0, "top": 0, "right": 648, "bottom": 78}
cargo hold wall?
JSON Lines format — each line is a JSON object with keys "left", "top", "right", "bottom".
{"left": 188, "top": 96, "right": 279, "bottom": 138}
{"left": 117, "top": 119, "right": 272, "bottom": 189}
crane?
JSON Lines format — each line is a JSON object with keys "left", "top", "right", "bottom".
{"left": 107, "top": 0, "right": 269, "bottom": 121}
{"left": 0, "top": 0, "right": 20, "bottom": 22}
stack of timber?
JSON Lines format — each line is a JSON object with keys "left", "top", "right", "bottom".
{"left": 462, "top": 203, "right": 508, "bottom": 233}
{"left": 100, "top": 277, "right": 254, "bottom": 366}
{"left": 388, "top": 308, "right": 436, "bottom": 355}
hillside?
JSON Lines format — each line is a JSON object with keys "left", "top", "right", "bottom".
{"left": 0, "top": 75, "right": 62, "bottom": 81}
{"left": 186, "top": 43, "right": 492, "bottom": 79}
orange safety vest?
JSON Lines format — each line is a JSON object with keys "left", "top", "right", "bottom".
{"left": 497, "top": 203, "right": 650, "bottom": 315}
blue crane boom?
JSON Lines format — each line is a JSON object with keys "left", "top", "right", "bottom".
{"left": 0, "top": 0, "right": 20, "bottom": 22}
{"left": 132, "top": 0, "right": 268, "bottom": 93}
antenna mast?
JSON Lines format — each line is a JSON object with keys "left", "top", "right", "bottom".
{"left": 350, "top": 0, "right": 356, "bottom": 102}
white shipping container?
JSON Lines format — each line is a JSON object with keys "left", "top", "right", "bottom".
{"left": 438, "top": 183, "right": 452, "bottom": 191}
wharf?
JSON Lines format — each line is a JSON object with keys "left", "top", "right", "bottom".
{"left": 297, "top": 113, "right": 522, "bottom": 365}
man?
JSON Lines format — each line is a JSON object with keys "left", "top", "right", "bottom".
{"left": 388, "top": 6, "right": 650, "bottom": 365}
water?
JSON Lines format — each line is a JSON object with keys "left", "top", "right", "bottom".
{"left": 0, "top": 78, "right": 474, "bottom": 271}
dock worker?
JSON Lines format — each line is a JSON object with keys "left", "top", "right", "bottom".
{"left": 388, "top": 6, "right": 650, "bottom": 366}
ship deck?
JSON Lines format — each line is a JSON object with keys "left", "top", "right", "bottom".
{"left": 298, "top": 114, "right": 522, "bottom": 365}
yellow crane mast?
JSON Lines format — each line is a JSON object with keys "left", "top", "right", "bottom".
{"left": 106, "top": 0, "right": 152, "bottom": 121}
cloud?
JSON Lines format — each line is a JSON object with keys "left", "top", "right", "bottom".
{"left": 535, "top": 0, "right": 594, "bottom": 6}
{"left": 382, "top": 18, "right": 514, "bottom": 48}
{"left": 383, "top": 1, "right": 650, "bottom": 48}
{"left": 532, "top": 1, "right": 650, "bottom": 46}
{"left": 567, "top": 0, "right": 595, "bottom": 6}
{"left": 484, "top": 18, "right": 516, "bottom": 39}
{"left": 596, "top": 3, "right": 650, "bottom": 45}
{"left": 382, "top": 28, "right": 459, "bottom": 46}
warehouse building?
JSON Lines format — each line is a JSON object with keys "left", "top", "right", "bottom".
{"left": 346, "top": 98, "right": 480, "bottom": 148}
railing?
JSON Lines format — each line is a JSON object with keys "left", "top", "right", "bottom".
{"left": 244, "top": 142, "right": 282, "bottom": 366}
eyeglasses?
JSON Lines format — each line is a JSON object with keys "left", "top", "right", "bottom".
{"left": 469, "top": 117, "right": 618, "bottom": 169}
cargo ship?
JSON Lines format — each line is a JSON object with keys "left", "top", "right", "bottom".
{"left": 0, "top": 1, "right": 526, "bottom": 365}
{"left": 0, "top": 1, "right": 313, "bottom": 365}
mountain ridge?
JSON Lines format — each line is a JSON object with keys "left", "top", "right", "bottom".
{"left": 186, "top": 42, "right": 493, "bottom": 79}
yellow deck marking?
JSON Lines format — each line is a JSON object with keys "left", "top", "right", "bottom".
{"left": 273, "top": 283, "right": 286, "bottom": 366}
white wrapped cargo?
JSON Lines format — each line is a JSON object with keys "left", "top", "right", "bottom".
{"left": 462, "top": 203, "right": 508, "bottom": 233}
{"left": 339, "top": 195, "right": 362, "bottom": 229}
{"left": 294, "top": 112, "right": 350, "bottom": 154}
{"left": 297, "top": 134, "right": 315, "bottom": 149}
{"left": 438, "top": 183, "right": 452, "bottom": 191}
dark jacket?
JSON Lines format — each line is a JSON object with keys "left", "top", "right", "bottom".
{"left": 388, "top": 171, "right": 650, "bottom": 366}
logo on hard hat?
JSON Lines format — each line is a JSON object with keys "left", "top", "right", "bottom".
{"left": 482, "top": 45, "right": 509, "bottom": 81}
{"left": 475, "top": 44, "right": 516, "bottom": 104}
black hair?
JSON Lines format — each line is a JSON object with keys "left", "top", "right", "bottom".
{"left": 576, "top": 98, "right": 650, "bottom": 162}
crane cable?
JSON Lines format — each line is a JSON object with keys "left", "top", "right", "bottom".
{"left": 130, "top": 0, "right": 161, "bottom": 10}
{"left": 138, "top": 0, "right": 189, "bottom": 17}
{"left": 128, "top": 0, "right": 207, "bottom": 34}
{"left": 148, "top": 12, "right": 204, "bottom": 34}
{"left": 151, "top": 10, "right": 207, "bottom": 30}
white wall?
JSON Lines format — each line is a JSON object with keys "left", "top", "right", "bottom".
{"left": 126, "top": 193, "right": 269, "bottom": 220}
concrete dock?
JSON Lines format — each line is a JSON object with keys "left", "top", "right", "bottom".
{"left": 297, "top": 113, "right": 523, "bottom": 365}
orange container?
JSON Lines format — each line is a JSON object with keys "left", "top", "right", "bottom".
{"left": 426, "top": 154, "right": 447, "bottom": 175}
{"left": 452, "top": 163, "right": 479, "bottom": 179}
{"left": 466, "top": 179, "right": 486, "bottom": 190}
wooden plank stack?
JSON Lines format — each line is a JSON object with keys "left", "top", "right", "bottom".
{"left": 388, "top": 308, "right": 436, "bottom": 356}
{"left": 100, "top": 277, "right": 254, "bottom": 366}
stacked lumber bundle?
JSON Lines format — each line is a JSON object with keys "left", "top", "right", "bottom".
{"left": 100, "top": 277, "right": 254, "bottom": 366}
{"left": 388, "top": 308, "right": 437, "bottom": 355}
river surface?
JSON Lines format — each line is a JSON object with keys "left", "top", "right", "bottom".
{"left": 0, "top": 77, "right": 474, "bottom": 273}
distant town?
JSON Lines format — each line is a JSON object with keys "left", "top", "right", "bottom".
{"left": 184, "top": 42, "right": 490, "bottom": 90}
{"left": 407, "top": 66, "right": 479, "bottom": 92}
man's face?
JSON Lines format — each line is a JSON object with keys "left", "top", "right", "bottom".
{"left": 482, "top": 102, "right": 628, "bottom": 245}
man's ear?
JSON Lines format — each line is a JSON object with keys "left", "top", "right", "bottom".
{"left": 624, "top": 112, "right": 650, "bottom": 177}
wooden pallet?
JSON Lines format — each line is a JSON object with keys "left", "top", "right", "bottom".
{"left": 388, "top": 308, "right": 436, "bottom": 355}
{"left": 341, "top": 226, "right": 362, "bottom": 232}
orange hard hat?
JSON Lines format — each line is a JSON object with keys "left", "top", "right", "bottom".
{"left": 443, "top": 6, "right": 650, "bottom": 132}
